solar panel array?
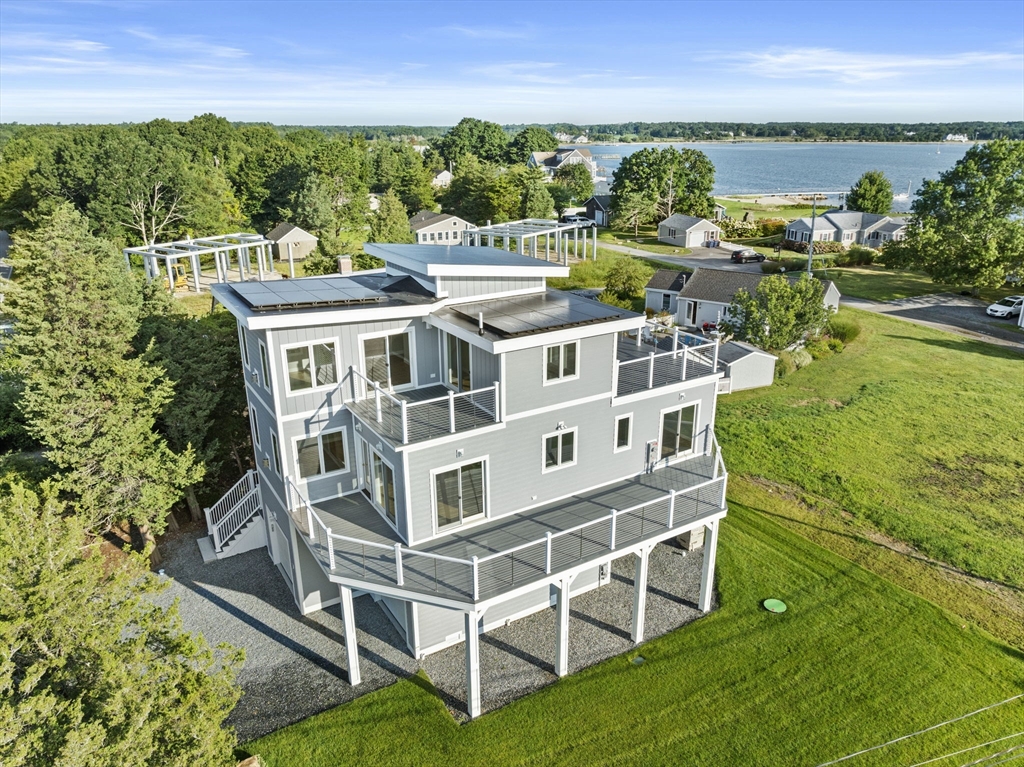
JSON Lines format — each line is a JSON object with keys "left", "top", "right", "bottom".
{"left": 452, "top": 292, "right": 625, "bottom": 337}
{"left": 231, "top": 278, "right": 384, "bottom": 311}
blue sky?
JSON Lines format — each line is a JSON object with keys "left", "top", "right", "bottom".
{"left": 1, "top": 0, "right": 1022, "bottom": 125}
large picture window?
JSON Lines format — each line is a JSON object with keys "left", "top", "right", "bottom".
{"left": 544, "top": 341, "right": 578, "bottom": 383}
{"left": 295, "top": 428, "right": 347, "bottom": 479}
{"left": 363, "top": 331, "right": 413, "bottom": 390}
{"left": 285, "top": 341, "right": 337, "bottom": 393}
{"left": 543, "top": 428, "right": 577, "bottom": 471}
{"left": 661, "top": 404, "right": 697, "bottom": 461}
{"left": 434, "top": 460, "right": 486, "bottom": 529}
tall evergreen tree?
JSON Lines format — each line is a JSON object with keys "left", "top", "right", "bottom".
{"left": 368, "top": 189, "right": 415, "bottom": 243}
{"left": 846, "top": 170, "right": 893, "bottom": 215}
{"left": 5, "top": 205, "right": 200, "bottom": 548}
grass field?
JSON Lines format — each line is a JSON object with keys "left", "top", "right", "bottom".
{"left": 596, "top": 225, "right": 693, "bottom": 257}
{"left": 243, "top": 503, "right": 1024, "bottom": 766}
{"left": 715, "top": 196, "right": 827, "bottom": 221}
{"left": 717, "top": 309, "right": 1024, "bottom": 594}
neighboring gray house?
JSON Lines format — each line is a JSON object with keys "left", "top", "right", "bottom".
{"left": 528, "top": 148, "right": 599, "bottom": 182}
{"left": 267, "top": 223, "right": 318, "bottom": 262}
{"left": 431, "top": 170, "right": 453, "bottom": 188}
{"left": 712, "top": 203, "right": 727, "bottom": 222}
{"left": 584, "top": 195, "right": 612, "bottom": 227}
{"left": 409, "top": 211, "right": 476, "bottom": 245}
{"left": 207, "top": 243, "right": 729, "bottom": 719}
{"left": 716, "top": 341, "right": 777, "bottom": 392}
{"left": 657, "top": 214, "right": 721, "bottom": 249}
{"left": 677, "top": 267, "right": 840, "bottom": 328}
{"left": 644, "top": 269, "right": 688, "bottom": 314}
{"left": 785, "top": 209, "right": 908, "bottom": 247}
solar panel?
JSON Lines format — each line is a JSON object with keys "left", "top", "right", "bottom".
{"left": 231, "top": 278, "right": 385, "bottom": 311}
{"left": 451, "top": 292, "right": 626, "bottom": 337}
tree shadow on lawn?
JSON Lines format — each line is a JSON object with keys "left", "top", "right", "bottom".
{"left": 883, "top": 333, "right": 1024, "bottom": 359}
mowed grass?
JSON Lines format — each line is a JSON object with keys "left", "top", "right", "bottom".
{"left": 827, "top": 266, "right": 959, "bottom": 301}
{"left": 244, "top": 504, "right": 1024, "bottom": 767}
{"left": 546, "top": 247, "right": 660, "bottom": 291}
{"left": 596, "top": 225, "right": 693, "bottom": 257}
{"left": 717, "top": 308, "right": 1024, "bottom": 593}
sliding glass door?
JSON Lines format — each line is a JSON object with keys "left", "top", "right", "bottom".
{"left": 661, "top": 404, "right": 697, "bottom": 461}
{"left": 359, "top": 437, "right": 396, "bottom": 525}
{"left": 446, "top": 334, "right": 472, "bottom": 392}
{"left": 434, "top": 461, "right": 485, "bottom": 530}
{"left": 363, "top": 331, "right": 412, "bottom": 391}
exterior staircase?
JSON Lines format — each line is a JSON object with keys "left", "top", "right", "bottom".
{"left": 197, "top": 470, "right": 266, "bottom": 563}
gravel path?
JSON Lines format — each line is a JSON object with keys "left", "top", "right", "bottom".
{"left": 161, "top": 527, "right": 712, "bottom": 740}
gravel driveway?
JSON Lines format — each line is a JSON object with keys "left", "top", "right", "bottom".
{"left": 160, "top": 527, "right": 712, "bottom": 741}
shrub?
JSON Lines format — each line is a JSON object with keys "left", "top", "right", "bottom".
{"left": 804, "top": 337, "right": 834, "bottom": 360}
{"left": 834, "top": 245, "right": 877, "bottom": 267}
{"left": 827, "top": 316, "right": 861, "bottom": 343}
{"left": 762, "top": 256, "right": 833, "bottom": 274}
{"left": 791, "top": 348, "right": 813, "bottom": 368}
{"left": 645, "top": 307, "right": 656, "bottom": 319}
{"left": 775, "top": 351, "right": 797, "bottom": 378}
{"left": 827, "top": 337, "right": 845, "bottom": 353}
{"left": 783, "top": 239, "right": 847, "bottom": 254}
{"left": 598, "top": 291, "right": 636, "bottom": 311}
{"left": 760, "top": 218, "right": 788, "bottom": 237}
{"left": 761, "top": 260, "right": 785, "bottom": 274}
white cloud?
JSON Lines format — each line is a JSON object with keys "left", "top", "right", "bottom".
{"left": 440, "top": 25, "right": 529, "bottom": 40}
{"left": 124, "top": 28, "right": 250, "bottom": 59}
{"left": 733, "top": 47, "right": 1022, "bottom": 82}
{"left": 0, "top": 32, "right": 109, "bottom": 53}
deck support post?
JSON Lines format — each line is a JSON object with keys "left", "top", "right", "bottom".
{"left": 631, "top": 544, "right": 653, "bottom": 644}
{"left": 287, "top": 240, "right": 296, "bottom": 279}
{"left": 555, "top": 574, "right": 575, "bottom": 677}
{"left": 465, "top": 610, "right": 482, "bottom": 718}
{"left": 339, "top": 585, "right": 361, "bottom": 686}
{"left": 698, "top": 519, "right": 720, "bottom": 613}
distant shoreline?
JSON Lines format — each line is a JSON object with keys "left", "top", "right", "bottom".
{"left": 583, "top": 139, "right": 976, "bottom": 147}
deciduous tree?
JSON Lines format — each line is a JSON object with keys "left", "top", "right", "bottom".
{"left": 432, "top": 118, "right": 509, "bottom": 166}
{"left": 883, "top": 139, "right": 1024, "bottom": 288}
{"left": 611, "top": 146, "right": 715, "bottom": 224}
{"left": 604, "top": 257, "right": 653, "bottom": 300}
{"left": 723, "top": 274, "right": 830, "bottom": 351}
{"left": 553, "top": 162, "right": 594, "bottom": 202}
{"left": 846, "top": 170, "right": 893, "bottom": 215}
{"left": 506, "top": 126, "right": 558, "bottom": 164}
{"left": 611, "top": 191, "right": 658, "bottom": 236}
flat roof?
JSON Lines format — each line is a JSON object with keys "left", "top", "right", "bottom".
{"left": 364, "top": 243, "right": 569, "bottom": 277}
{"left": 220, "top": 273, "right": 435, "bottom": 313}
{"left": 446, "top": 290, "right": 630, "bottom": 339}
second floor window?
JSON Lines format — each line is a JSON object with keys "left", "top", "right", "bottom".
{"left": 364, "top": 331, "right": 412, "bottom": 390}
{"left": 270, "top": 433, "right": 282, "bottom": 476}
{"left": 661, "top": 404, "right": 697, "bottom": 461}
{"left": 296, "top": 428, "right": 347, "bottom": 479}
{"left": 286, "top": 342, "right": 337, "bottom": 393}
{"left": 544, "top": 428, "right": 577, "bottom": 471}
{"left": 544, "top": 341, "right": 578, "bottom": 383}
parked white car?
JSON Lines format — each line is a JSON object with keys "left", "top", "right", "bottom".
{"left": 985, "top": 295, "right": 1024, "bottom": 318}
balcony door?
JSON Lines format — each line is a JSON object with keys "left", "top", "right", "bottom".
{"left": 446, "top": 333, "right": 472, "bottom": 392}
{"left": 434, "top": 460, "right": 485, "bottom": 530}
{"left": 363, "top": 331, "right": 412, "bottom": 391}
{"left": 359, "top": 437, "right": 396, "bottom": 525}
{"left": 660, "top": 404, "right": 697, "bottom": 462}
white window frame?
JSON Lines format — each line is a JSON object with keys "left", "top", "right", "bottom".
{"left": 270, "top": 433, "right": 282, "bottom": 477}
{"left": 357, "top": 437, "right": 399, "bottom": 530}
{"left": 239, "top": 327, "right": 250, "bottom": 368}
{"left": 250, "top": 408, "right": 261, "bottom": 448}
{"left": 429, "top": 455, "right": 490, "bottom": 536}
{"left": 542, "top": 426, "right": 578, "bottom": 473}
{"left": 542, "top": 340, "right": 580, "bottom": 386}
{"left": 258, "top": 340, "right": 271, "bottom": 393}
{"left": 613, "top": 413, "right": 633, "bottom": 453}
{"left": 293, "top": 426, "right": 349, "bottom": 481}
{"left": 281, "top": 339, "right": 340, "bottom": 397}
{"left": 658, "top": 401, "right": 700, "bottom": 465}
{"left": 358, "top": 327, "right": 418, "bottom": 393}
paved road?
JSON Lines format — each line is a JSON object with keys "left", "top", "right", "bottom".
{"left": 841, "top": 293, "right": 1024, "bottom": 351}
{"left": 601, "top": 241, "right": 766, "bottom": 273}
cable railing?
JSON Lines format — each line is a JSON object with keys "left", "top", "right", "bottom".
{"left": 348, "top": 367, "right": 499, "bottom": 445}
{"left": 614, "top": 324, "right": 719, "bottom": 397}
{"left": 286, "top": 433, "right": 727, "bottom": 604}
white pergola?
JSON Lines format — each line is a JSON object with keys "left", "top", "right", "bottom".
{"left": 123, "top": 232, "right": 275, "bottom": 293}
{"left": 466, "top": 219, "right": 598, "bottom": 265}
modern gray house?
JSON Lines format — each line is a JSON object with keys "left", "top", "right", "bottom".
{"left": 784, "top": 210, "right": 908, "bottom": 247}
{"left": 206, "top": 243, "right": 729, "bottom": 718}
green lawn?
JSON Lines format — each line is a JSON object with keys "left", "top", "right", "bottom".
{"left": 243, "top": 503, "right": 1024, "bottom": 766}
{"left": 828, "top": 266, "right": 1020, "bottom": 303}
{"left": 715, "top": 196, "right": 828, "bottom": 221}
{"left": 717, "top": 309, "right": 1024, "bottom": 596}
{"left": 596, "top": 225, "right": 692, "bottom": 257}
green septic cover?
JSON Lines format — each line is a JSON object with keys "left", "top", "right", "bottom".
{"left": 763, "top": 599, "right": 787, "bottom": 613}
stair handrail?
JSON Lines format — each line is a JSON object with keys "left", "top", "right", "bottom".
{"left": 204, "top": 470, "right": 260, "bottom": 552}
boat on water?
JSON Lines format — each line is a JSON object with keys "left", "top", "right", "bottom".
{"left": 893, "top": 181, "right": 912, "bottom": 201}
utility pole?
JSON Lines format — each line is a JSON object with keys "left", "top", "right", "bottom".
{"left": 807, "top": 196, "right": 818, "bottom": 277}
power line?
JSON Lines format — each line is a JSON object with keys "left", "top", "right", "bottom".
{"left": 815, "top": 694, "right": 1024, "bottom": 766}
{"left": 909, "top": 733, "right": 1024, "bottom": 767}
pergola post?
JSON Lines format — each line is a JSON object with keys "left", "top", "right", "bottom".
{"left": 287, "top": 240, "right": 295, "bottom": 279}
{"left": 339, "top": 585, "right": 361, "bottom": 686}
{"left": 545, "top": 233, "right": 550, "bottom": 261}
{"left": 465, "top": 610, "right": 482, "bottom": 718}
{"left": 165, "top": 257, "right": 175, "bottom": 293}
{"left": 631, "top": 545, "right": 653, "bottom": 643}
{"left": 573, "top": 227, "right": 579, "bottom": 260}
{"left": 555, "top": 574, "right": 575, "bottom": 677}
{"left": 592, "top": 225, "right": 598, "bottom": 260}
{"left": 190, "top": 253, "right": 201, "bottom": 292}
{"left": 698, "top": 519, "right": 720, "bottom": 613}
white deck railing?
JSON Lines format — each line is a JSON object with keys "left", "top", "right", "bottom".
{"left": 349, "top": 367, "right": 499, "bottom": 444}
{"left": 286, "top": 433, "right": 727, "bottom": 603}
{"left": 204, "top": 470, "right": 261, "bottom": 552}
{"left": 614, "top": 324, "right": 719, "bottom": 396}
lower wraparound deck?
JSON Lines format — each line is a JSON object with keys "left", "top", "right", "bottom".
{"left": 290, "top": 448, "right": 725, "bottom": 606}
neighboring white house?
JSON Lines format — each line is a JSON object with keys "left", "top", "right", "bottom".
{"left": 712, "top": 203, "right": 727, "bottom": 222}
{"left": 266, "top": 222, "right": 318, "bottom": 262}
{"left": 644, "top": 269, "right": 688, "bottom": 314}
{"left": 409, "top": 211, "right": 476, "bottom": 245}
{"left": 528, "top": 148, "right": 599, "bottom": 182}
{"left": 785, "top": 210, "right": 908, "bottom": 247}
{"left": 657, "top": 214, "right": 722, "bottom": 249}
{"left": 716, "top": 341, "right": 777, "bottom": 392}
{"left": 583, "top": 195, "right": 612, "bottom": 227}
{"left": 431, "top": 170, "right": 453, "bottom": 188}
{"left": 676, "top": 267, "right": 840, "bottom": 328}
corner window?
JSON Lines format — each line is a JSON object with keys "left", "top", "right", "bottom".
{"left": 285, "top": 341, "right": 337, "bottom": 393}
{"left": 544, "top": 341, "right": 579, "bottom": 384}
{"left": 543, "top": 428, "right": 577, "bottom": 471}
{"left": 295, "top": 428, "right": 348, "bottom": 479}
{"left": 614, "top": 414, "right": 632, "bottom": 452}
{"left": 259, "top": 342, "right": 271, "bottom": 393}
{"left": 270, "top": 433, "right": 282, "bottom": 476}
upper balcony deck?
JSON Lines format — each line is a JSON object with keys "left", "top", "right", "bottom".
{"left": 614, "top": 326, "right": 720, "bottom": 398}
{"left": 287, "top": 433, "right": 727, "bottom": 608}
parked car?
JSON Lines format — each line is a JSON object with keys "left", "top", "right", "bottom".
{"left": 985, "top": 295, "right": 1024, "bottom": 318}
{"left": 731, "top": 248, "right": 765, "bottom": 263}
{"left": 562, "top": 215, "right": 592, "bottom": 225}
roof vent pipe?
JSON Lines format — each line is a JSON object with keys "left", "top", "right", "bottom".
{"left": 478, "top": 312, "right": 485, "bottom": 335}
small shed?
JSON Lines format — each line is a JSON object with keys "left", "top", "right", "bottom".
{"left": 584, "top": 195, "right": 612, "bottom": 227}
{"left": 657, "top": 214, "right": 721, "bottom": 248}
{"left": 644, "top": 269, "right": 688, "bottom": 314}
{"left": 267, "top": 223, "right": 318, "bottom": 262}
{"left": 716, "top": 340, "right": 777, "bottom": 392}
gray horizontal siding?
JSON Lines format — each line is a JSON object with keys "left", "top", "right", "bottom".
{"left": 437, "top": 276, "right": 543, "bottom": 301}
{"left": 504, "top": 334, "right": 614, "bottom": 415}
